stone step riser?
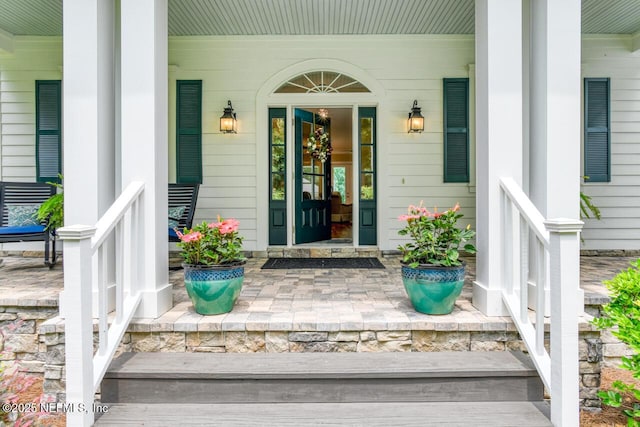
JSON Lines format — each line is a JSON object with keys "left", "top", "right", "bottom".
{"left": 101, "top": 375, "right": 543, "bottom": 404}
{"left": 264, "top": 247, "right": 382, "bottom": 258}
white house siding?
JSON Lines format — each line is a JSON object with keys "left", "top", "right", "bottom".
{"left": 0, "top": 38, "right": 62, "bottom": 252}
{"left": 168, "top": 35, "right": 476, "bottom": 251}
{"left": 0, "top": 38, "right": 62, "bottom": 182}
{"left": 3, "top": 35, "right": 638, "bottom": 252}
{"left": 581, "top": 35, "right": 640, "bottom": 251}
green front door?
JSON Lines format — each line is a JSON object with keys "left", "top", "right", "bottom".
{"left": 295, "top": 109, "right": 331, "bottom": 244}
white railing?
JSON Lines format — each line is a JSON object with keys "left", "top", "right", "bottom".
{"left": 499, "top": 177, "right": 583, "bottom": 427}
{"left": 58, "top": 181, "right": 144, "bottom": 427}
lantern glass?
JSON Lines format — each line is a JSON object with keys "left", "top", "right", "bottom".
{"left": 407, "top": 100, "right": 424, "bottom": 133}
{"left": 220, "top": 101, "right": 237, "bottom": 133}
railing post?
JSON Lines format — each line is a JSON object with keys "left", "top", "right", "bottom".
{"left": 545, "top": 218, "right": 583, "bottom": 427}
{"left": 58, "top": 225, "right": 96, "bottom": 427}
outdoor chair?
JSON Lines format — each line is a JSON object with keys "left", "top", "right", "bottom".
{"left": 168, "top": 183, "right": 199, "bottom": 242}
{"left": 0, "top": 181, "right": 57, "bottom": 267}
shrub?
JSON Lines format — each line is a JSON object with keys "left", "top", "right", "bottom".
{"left": 592, "top": 259, "right": 640, "bottom": 426}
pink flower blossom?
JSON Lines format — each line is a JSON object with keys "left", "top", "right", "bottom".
{"left": 180, "top": 231, "right": 202, "bottom": 243}
{"left": 452, "top": 203, "right": 460, "bottom": 212}
{"left": 208, "top": 215, "right": 223, "bottom": 229}
{"left": 219, "top": 218, "right": 240, "bottom": 234}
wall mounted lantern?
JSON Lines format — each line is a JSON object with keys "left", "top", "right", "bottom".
{"left": 407, "top": 100, "right": 424, "bottom": 133}
{"left": 220, "top": 100, "right": 237, "bottom": 133}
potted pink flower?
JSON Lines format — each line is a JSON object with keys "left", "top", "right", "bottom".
{"left": 175, "top": 217, "right": 246, "bottom": 315}
{"left": 397, "top": 202, "right": 476, "bottom": 315}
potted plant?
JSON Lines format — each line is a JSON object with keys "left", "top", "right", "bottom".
{"left": 36, "top": 176, "right": 63, "bottom": 232}
{"left": 397, "top": 202, "right": 476, "bottom": 315}
{"left": 175, "top": 216, "right": 246, "bottom": 315}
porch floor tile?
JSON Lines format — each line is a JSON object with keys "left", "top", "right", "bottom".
{"left": 0, "top": 254, "right": 636, "bottom": 332}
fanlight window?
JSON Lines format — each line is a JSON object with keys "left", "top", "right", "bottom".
{"left": 275, "top": 71, "right": 370, "bottom": 94}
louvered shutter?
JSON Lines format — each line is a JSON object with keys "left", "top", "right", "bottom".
{"left": 176, "top": 80, "right": 202, "bottom": 184}
{"left": 36, "top": 81, "right": 62, "bottom": 183}
{"left": 443, "top": 78, "right": 469, "bottom": 183}
{"left": 584, "top": 78, "right": 610, "bottom": 183}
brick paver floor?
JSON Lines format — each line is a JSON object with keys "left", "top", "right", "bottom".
{"left": 0, "top": 253, "right": 636, "bottom": 330}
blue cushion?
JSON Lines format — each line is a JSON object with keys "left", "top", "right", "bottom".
{"left": 169, "top": 227, "right": 178, "bottom": 239}
{"left": 0, "top": 225, "right": 46, "bottom": 235}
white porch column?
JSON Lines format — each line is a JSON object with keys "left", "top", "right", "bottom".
{"left": 529, "top": 0, "right": 581, "bottom": 223}
{"left": 473, "top": 0, "right": 523, "bottom": 316}
{"left": 120, "top": 0, "right": 171, "bottom": 318}
{"left": 529, "top": 0, "right": 584, "bottom": 313}
{"left": 62, "top": 0, "right": 116, "bottom": 316}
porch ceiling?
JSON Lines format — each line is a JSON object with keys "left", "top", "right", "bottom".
{"left": 0, "top": 0, "right": 639, "bottom": 37}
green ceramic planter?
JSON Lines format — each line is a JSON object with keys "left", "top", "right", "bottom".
{"left": 401, "top": 263, "right": 466, "bottom": 315}
{"left": 183, "top": 263, "right": 245, "bottom": 315}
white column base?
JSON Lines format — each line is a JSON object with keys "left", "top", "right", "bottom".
{"left": 58, "top": 286, "right": 116, "bottom": 319}
{"left": 472, "top": 281, "right": 510, "bottom": 316}
{"left": 134, "top": 282, "right": 173, "bottom": 318}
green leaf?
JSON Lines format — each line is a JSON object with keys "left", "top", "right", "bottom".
{"left": 580, "top": 191, "right": 601, "bottom": 220}
{"left": 598, "top": 390, "right": 622, "bottom": 407}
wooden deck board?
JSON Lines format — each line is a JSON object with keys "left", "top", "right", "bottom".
{"left": 102, "top": 351, "right": 544, "bottom": 405}
{"left": 94, "top": 402, "right": 552, "bottom": 426}
{"left": 106, "top": 351, "right": 538, "bottom": 380}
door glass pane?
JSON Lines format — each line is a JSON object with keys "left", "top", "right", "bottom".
{"left": 272, "top": 118, "right": 285, "bottom": 144}
{"left": 360, "top": 146, "right": 373, "bottom": 172}
{"left": 272, "top": 145, "right": 285, "bottom": 171}
{"left": 272, "top": 173, "right": 285, "bottom": 200}
{"left": 302, "top": 120, "right": 312, "bottom": 170}
{"left": 302, "top": 174, "right": 312, "bottom": 199}
{"left": 360, "top": 118, "right": 372, "bottom": 144}
{"left": 270, "top": 115, "right": 286, "bottom": 202}
{"left": 361, "top": 173, "right": 374, "bottom": 200}
{"left": 314, "top": 175, "right": 324, "bottom": 200}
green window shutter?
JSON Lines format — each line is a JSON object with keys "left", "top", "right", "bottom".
{"left": 443, "top": 78, "right": 469, "bottom": 183}
{"left": 584, "top": 78, "right": 610, "bottom": 183}
{"left": 176, "top": 80, "right": 202, "bottom": 184}
{"left": 35, "top": 80, "right": 62, "bottom": 183}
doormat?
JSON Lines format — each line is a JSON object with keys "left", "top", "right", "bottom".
{"left": 261, "top": 257, "right": 385, "bottom": 269}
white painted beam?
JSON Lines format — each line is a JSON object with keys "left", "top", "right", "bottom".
{"left": 530, "top": 1, "right": 582, "bottom": 424}
{"left": 62, "top": 0, "right": 117, "bottom": 317}
{"left": 121, "top": 0, "right": 172, "bottom": 318}
{"left": 58, "top": 225, "right": 97, "bottom": 427}
{"left": 0, "top": 28, "right": 13, "bottom": 54}
{"left": 473, "top": 0, "right": 523, "bottom": 316}
{"left": 546, "top": 219, "right": 582, "bottom": 427}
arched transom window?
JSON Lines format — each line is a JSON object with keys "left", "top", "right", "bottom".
{"left": 275, "top": 71, "right": 370, "bottom": 93}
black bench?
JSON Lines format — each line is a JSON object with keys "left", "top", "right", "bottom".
{"left": 0, "top": 181, "right": 57, "bottom": 267}
{"left": 168, "top": 183, "right": 199, "bottom": 242}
